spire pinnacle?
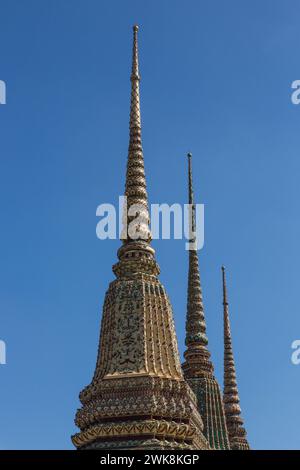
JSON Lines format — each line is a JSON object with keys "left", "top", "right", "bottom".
{"left": 222, "top": 267, "right": 250, "bottom": 450}
{"left": 183, "top": 153, "right": 213, "bottom": 376}
{"left": 117, "top": 25, "right": 152, "bottom": 260}
{"left": 131, "top": 25, "right": 140, "bottom": 83}
{"left": 187, "top": 152, "right": 196, "bottom": 237}
{"left": 222, "top": 265, "right": 228, "bottom": 306}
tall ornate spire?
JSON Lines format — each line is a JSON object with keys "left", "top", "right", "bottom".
{"left": 222, "top": 266, "right": 250, "bottom": 450}
{"left": 183, "top": 153, "right": 212, "bottom": 374}
{"left": 182, "top": 153, "right": 230, "bottom": 450}
{"left": 72, "top": 27, "right": 209, "bottom": 451}
{"left": 115, "top": 25, "right": 155, "bottom": 278}
{"left": 122, "top": 25, "right": 151, "bottom": 246}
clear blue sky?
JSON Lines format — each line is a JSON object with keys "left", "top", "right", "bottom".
{"left": 0, "top": 0, "right": 299, "bottom": 450}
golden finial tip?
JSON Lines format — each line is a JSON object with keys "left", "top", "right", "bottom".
{"left": 133, "top": 25, "right": 139, "bottom": 32}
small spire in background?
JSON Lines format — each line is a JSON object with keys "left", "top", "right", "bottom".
{"left": 222, "top": 266, "right": 250, "bottom": 450}
{"left": 183, "top": 152, "right": 210, "bottom": 356}
{"left": 182, "top": 154, "right": 230, "bottom": 449}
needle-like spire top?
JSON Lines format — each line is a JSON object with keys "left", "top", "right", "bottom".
{"left": 187, "top": 152, "right": 196, "bottom": 237}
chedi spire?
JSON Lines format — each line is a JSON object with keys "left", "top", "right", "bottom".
{"left": 182, "top": 153, "right": 230, "bottom": 450}
{"left": 222, "top": 266, "right": 250, "bottom": 450}
{"left": 72, "top": 27, "right": 209, "bottom": 451}
{"left": 122, "top": 25, "right": 151, "bottom": 246}
{"left": 183, "top": 153, "right": 212, "bottom": 369}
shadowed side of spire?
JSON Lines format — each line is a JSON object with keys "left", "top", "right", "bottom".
{"left": 182, "top": 154, "right": 230, "bottom": 450}
{"left": 222, "top": 266, "right": 250, "bottom": 450}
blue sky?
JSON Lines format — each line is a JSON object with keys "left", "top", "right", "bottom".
{"left": 0, "top": 0, "right": 299, "bottom": 450}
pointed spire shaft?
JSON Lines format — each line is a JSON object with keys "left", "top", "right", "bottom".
{"left": 222, "top": 266, "right": 238, "bottom": 397}
{"left": 130, "top": 25, "right": 141, "bottom": 128}
{"left": 183, "top": 156, "right": 230, "bottom": 450}
{"left": 222, "top": 266, "right": 250, "bottom": 450}
{"left": 122, "top": 25, "right": 151, "bottom": 246}
{"left": 183, "top": 153, "right": 213, "bottom": 376}
{"left": 114, "top": 26, "right": 157, "bottom": 277}
{"left": 188, "top": 152, "right": 196, "bottom": 237}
